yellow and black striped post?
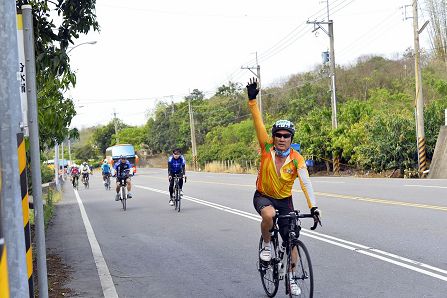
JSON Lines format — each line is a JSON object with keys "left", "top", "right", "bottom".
{"left": 0, "top": 169, "right": 11, "bottom": 298}
{"left": 418, "top": 137, "right": 427, "bottom": 177}
{"left": 0, "top": 241, "right": 9, "bottom": 298}
{"left": 17, "top": 133, "right": 34, "bottom": 297}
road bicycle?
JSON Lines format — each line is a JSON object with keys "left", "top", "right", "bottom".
{"left": 172, "top": 175, "right": 187, "bottom": 212}
{"left": 103, "top": 173, "right": 111, "bottom": 190}
{"left": 72, "top": 175, "right": 79, "bottom": 190}
{"left": 172, "top": 174, "right": 183, "bottom": 212}
{"left": 117, "top": 176, "right": 128, "bottom": 211}
{"left": 82, "top": 173, "right": 89, "bottom": 189}
{"left": 258, "top": 210, "right": 320, "bottom": 297}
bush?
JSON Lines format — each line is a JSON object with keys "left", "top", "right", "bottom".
{"left": 41, "top": 164, "right": 54, "bottom": 183}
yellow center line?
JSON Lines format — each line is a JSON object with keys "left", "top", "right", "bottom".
{"left": 138, "top": 174, "right": 447, "bottom": 211}
{"left": 295, "top": 190, "right": 447, "bottom": 211}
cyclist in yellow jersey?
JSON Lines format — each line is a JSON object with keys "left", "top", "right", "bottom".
{"left": 247, "top": 78, "right": 321, "bottom": 295}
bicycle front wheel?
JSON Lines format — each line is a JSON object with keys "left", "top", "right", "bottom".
{"left": 121, "top": 187, "right": 127, "bottom": 211}
{"left": 258, "top": 236, "right": 279, "bottom": 297}
{"left": 176, "top": 190, "right": 181, "bottom": 213}
{"left": 286, "top": 240, "right": 313, "bottom": 298}
{"left": 174, "top": 188, "right": 178, "bottom": 211}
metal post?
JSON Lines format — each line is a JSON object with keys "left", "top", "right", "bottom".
{"left": 0, "top": 0, "right": 29, "bottom": 296}
{"left": 413, "top": 0, "right": 427, "bottom": 175}
{"left": 54, "top": 143, "right": 60, "bottom": 190}
{"left": 61, "top": 140, "right": 64, "bottom": 167}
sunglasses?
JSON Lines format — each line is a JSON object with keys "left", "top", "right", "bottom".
{"left": 274, "top": 132, "right": 292, "bottom": 139}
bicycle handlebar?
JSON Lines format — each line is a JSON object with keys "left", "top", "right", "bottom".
{"left": 276, "top": 210, "right": 322, "bottom": 230}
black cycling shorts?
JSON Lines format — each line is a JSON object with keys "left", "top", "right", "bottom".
{"left": 116, "top": 176, "right": 130, "bottom": 185}
{"left": 253, "top": 190, "right": 294, "bottom": 242}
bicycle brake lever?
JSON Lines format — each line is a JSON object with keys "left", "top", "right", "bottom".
{"left": 310, "top": 216, "right": 321, "bottom": 230}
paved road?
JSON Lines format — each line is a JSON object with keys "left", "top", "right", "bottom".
{"left": 47, "top": 168, "right": 447, "bottom": 297}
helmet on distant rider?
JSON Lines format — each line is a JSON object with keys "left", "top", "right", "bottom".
{"left": 82, "top": 162, "right": 87, "bottom": 166}
{"left": 103, "top": 159, "right": 108, "bottom": 164}
{"left": 173, "top": 148, "right": 182, "bottom": 155}
{"left": 271, "top": 120, "right": 295, "bottom": 137}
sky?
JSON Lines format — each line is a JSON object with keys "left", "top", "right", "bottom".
{"left": 68, "top": 0, "right": 432, "bottom": 129}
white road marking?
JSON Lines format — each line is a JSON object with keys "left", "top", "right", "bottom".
{"left": 74, "top": 189, "right": 119, "bottom": 298}
{"left": 405, "top": 184, "right": 447, "bottom": 189}
{"left": 135, "top": 184, "right": 447, "bottom": 283}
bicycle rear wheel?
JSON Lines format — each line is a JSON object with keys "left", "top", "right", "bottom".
{"left": 176, "top": 189, "right": 181, "bottom": 213}
{"left": 286, "top": 240, "right": 313, "bottom": 297}
{"left": 258, "top": 236, "right": 279, "bottom": 297}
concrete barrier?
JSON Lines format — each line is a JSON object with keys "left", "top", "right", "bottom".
{"left": 428, "top": 126, "right": 447, "bottom": 179}
{"left": 28, "top": 182, "right": 55, "bottom": 209}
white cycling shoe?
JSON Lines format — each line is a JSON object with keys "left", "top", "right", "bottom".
{"left": 259, "top": 243, "right": 272, "bottom": 262}
{"left": 289, "top": 279, "right": 301, "bottom": 296}
{"left": 169, "top": 199, "right": 174, "bottom": 206}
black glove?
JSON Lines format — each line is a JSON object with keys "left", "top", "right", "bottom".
{"left": 246, "top": 77, "right": 259, "bottom": 100}
{"left": 311, "top": 207, "right": 320, "bottom": 217}
{"left": 310, "top": 207, "right": 322, "bottom": 230}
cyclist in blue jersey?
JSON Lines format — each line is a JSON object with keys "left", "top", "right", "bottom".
{"left": 168, "top": 148, "right": 186, "bottom": 206}
{"left": 101, "top": 159, "right": 112, "bottom": 185}
{"left": 114, "top": 155, "right": 133, "bottom": 201}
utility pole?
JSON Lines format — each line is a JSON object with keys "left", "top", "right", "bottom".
{"left": 307, "top": 20, "right": 338, "bottom": 129}
{"left": 412, "top": 0, "right": 428, "bottom": 176}
{"left": 242, "top": 52, "right": 262, "bottom": 119}
{"left": 308, "top": 1, "right": 339, "bottom": 174}
{"left": 0, "top": 0, "right": 29, "bottom": 296}
{"left": 188, "top": 97, "right": 198, "bottom": 171}
{"left": 22, "top": 5, "right": 48, "bottom": 296}
{"left": 113, "top": 110, "right": 119, "bottom": 144}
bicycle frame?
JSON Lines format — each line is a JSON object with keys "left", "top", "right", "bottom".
{"left": 118, "top": 178, "right": 127, "bottom": 211}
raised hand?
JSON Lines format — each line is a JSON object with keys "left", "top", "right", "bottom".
{"left": 246, "top": 77, "right": 259, "bottom": 100}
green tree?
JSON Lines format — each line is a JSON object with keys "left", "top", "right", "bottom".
{"left": 198, "top": 119, "right": 257, "bottom": 164}
{"left": 16, "top": 0, "right": 99, "bottom": 149}
{"left": 73, "top": 143, "right": 99, "bottom": 161}
{"left": 91, "top": 120, "right": 127, "bottom": 154}
{"left": 116, "top": 127, "right": 147, "bottom": 150}
{"left": 296, "top": 107, "right": 333, "bottom": 170}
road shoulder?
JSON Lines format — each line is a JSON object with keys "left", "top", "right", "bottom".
{"left": 45, "top": 186, "right": 103, "bottom": 297}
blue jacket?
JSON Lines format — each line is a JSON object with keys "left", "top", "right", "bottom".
{"left": 168, "top": 155, "right": 185, "bottom": 176}
{"left": 114, "top": 160, "right": 132, "bottom": 178}
{"left": 101, "top": 163, "right": 111, "bottom": 174}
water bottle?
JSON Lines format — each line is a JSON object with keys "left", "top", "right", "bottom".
{"left": 278, "top": 243, "right": 286, "bottom": 278}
